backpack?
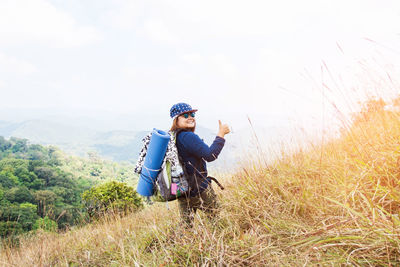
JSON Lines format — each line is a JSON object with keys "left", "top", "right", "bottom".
{"left": 151, "top": 131, "right": 189, "bottom": 202}
{"left": 139, "top": 130, "right": 224, "bottom": 202}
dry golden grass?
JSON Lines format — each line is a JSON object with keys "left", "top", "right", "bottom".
{"left": 1, "top": 101, "right": 400, "bottom": 266}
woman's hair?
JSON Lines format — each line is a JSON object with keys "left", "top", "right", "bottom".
{"left": 170, "top": 116, "right": 196, "bottom": 132}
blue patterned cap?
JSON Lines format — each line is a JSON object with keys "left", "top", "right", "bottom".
{"left": 170, "top": 103, "right": 198, "bottom": 118}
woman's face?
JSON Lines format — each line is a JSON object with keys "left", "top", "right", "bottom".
{"left": 177, "top": 112, "right": 196, "bottom": 129}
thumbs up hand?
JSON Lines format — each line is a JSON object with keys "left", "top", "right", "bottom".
{"left": 217, "top": 120, "right": 230, "bottom": 138}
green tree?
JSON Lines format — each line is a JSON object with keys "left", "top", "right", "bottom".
{"left": 0, "top": 170, "right": 19, "bottom": 188}
{"left": 47, "top": 146, "right": 62, "bottom": 166}
{"left": 27, "top": 144, "right": 47, "bottom": 161}
{"left": 0, "top": 221, "right": 23, "bottom": 237}
{"left": 33, "top": 216, "right": 57, "bottom": 232}
{"left": 34, "top": 166, "right": 54, "bottom": 185}
{"left": 34, "top": 190, "right": 57, "bottom": 217}
{"left": 0, "top": 136, "right": 11, "bottom": 152}
{"left": 4, "top": 186, "right": 34, "bottom": 203}
{"left": 15, "top": 165, "right": 34, "bottom": 184}
{"left": 82, "top": 181, "right": 143, "bottom": 219}
{"left": 0, "top": 202, "right": 38, "bottom": 232}
{"left": 10, "top": 137, "right": 28, "bottom": 153}
{"left": 18, "top": 202, "right": 38, "bottom": 231}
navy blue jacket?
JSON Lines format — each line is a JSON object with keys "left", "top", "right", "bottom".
{"left": 176, "top": 130, "right": 225, "bottom": 196}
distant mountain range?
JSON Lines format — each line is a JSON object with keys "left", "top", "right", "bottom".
{"left": 0, "top": 119, "right": 242, "bottom": 167}
{"left": 0, "top": 119, "right": 149, "bottom": 163}
{"left": 0, "top": 114, "right": 297, "bottom": 171}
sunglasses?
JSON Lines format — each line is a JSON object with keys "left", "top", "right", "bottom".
{"left": 181, "top": 112, "right": 196, "bottom": 118}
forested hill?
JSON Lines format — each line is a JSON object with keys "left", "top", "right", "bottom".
{"left": 0, "top": 136, "right": 138, "bottom": 238}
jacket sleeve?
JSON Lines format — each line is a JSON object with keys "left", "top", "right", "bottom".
{"left": 179, "top": 132, "right": 225, "bottom": 162}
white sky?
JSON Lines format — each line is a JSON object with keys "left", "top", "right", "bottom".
{"left": 0, "top": 0, "right": 400, "bottom": 132}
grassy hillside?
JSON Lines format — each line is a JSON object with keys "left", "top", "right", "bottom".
{"left": 1, "top": 98, "right": 400, "bottom": 266}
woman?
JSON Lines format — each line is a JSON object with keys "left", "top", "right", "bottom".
{"left": 169, "top": 103, "right": 230, "bottom": 226}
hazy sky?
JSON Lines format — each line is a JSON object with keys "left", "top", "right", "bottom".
{"left": 1, "top": 0, "right": 400, "bottom": 131}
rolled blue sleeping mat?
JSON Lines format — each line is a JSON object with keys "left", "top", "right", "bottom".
{"left": 137, "top": 128, "right": 170, "bottom": 196}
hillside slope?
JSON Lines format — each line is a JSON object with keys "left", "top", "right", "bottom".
{"left": 1, "top": 99, "right": 400, "bottom": 266}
